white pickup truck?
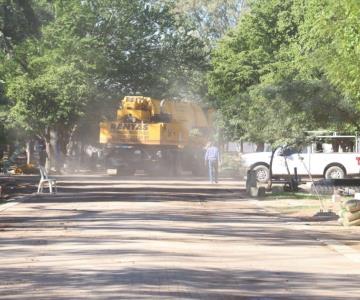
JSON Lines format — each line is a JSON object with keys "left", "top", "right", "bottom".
{"left": 240, "top": 136, "right": 360, "bottom": 182}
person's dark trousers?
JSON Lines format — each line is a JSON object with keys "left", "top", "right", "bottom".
{"left": 208, "top": 160, "right": 218, "bottom": 183}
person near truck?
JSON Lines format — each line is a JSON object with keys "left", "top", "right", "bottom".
{"left": 205, "top": 142, "right": 220, "bottom": 183}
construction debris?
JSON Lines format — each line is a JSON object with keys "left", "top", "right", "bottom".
{"left": 338, "top": 197, "right": 360, "bottom": 226}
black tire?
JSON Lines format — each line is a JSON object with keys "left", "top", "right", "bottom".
{"left": 311, "top": 182, "right": 333, "bottom": 195}
{"left": 252, "top": 164, "right": 270, "bottom": 183}
{"left": 324, "top": 165, "right": 345, "bottom": 179}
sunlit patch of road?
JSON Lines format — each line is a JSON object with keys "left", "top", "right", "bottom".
{"left": 0, "top": 177, "right": 359, "bottom": 299}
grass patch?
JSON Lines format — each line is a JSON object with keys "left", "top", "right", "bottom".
{"left": 274, "top": 204, "right": 319, "bottom": 213}
{"left": 263, "top": 198, "right": 327, "bottom": 217}
{"left": 260, "top": 189, "right": 336, "bottom": 218}
{"left": 265, "top": 191, "right": 326, "bottom": 201}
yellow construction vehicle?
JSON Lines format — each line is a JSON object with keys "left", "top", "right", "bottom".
{"left": 100, "top": 96, "right": 213, "bottom": 175}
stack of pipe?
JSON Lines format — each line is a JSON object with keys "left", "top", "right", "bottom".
{"left": 339, "top": 199, "right": 360, "bottom": 226}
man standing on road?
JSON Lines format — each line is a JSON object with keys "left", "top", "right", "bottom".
{"left": 205, "top": 142, "right": 220, "bottom": 183}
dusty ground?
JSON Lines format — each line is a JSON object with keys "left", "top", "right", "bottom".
{"left": 259, "top": 188, "right": 360, "bottom": 252}
{"left": 1, "top": 176, "right": 360, "bottom": 299}
{"left": 0, "top": 175, "right": 37, "bottom": 201}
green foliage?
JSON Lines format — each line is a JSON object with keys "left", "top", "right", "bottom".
{"left": 0, "top": 0, "right": 48, "bottom": 143}
{"left": 0, "top": 0, "right": 41, "bottom": 52}
{"left": 1, "top": 0, "right": 209, "bottom": 148}
{"left": 174, "top": 0, "right": 247, "bottom": 42}
{"left": 300, "top": 0, "right": 360, "bottom": 100}
{"left": 7, "top": 63, "right": 90, "bottom": 132}
{"left": 208, "top": 0, "right": 360, "bottom": 146}
{"left": 5, "top": 0, "right": 359, "bottom": 152}
{"left": 2, "top": 1, "right": 95, "bottom": 139}
{"left": 208, "top": 0, "right": 305, "bottom": 143}
{"left": 208, "top": 0, "right": 300, "bottom": 102}
{"left": 219, "top": 152, "right": 241, "bottom": 173}
{"left": 89, "top": 0, "right": 207, "bottom": 99}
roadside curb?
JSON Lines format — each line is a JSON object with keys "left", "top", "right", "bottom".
{"left": 250, "top": 199, "right": 360, "bottom": 264}
{"left": 291, "top": 224, "right": 360, "bottom": 264}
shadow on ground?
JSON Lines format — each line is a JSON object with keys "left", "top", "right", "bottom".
{"left": 1, "top": 179, "right": 358, "bottom": 299}
{"left": 0, "top": 266, "right": 358, "bottom": 299}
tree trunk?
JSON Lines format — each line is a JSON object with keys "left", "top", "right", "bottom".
{"left": 44, "top": 127, "right": 52, "bottom": 172}
{"left": 59, "top": 123, "right": 77, "bottom": 172}
{"left": 50, "top": 128, "right": 62, "bottom": 172}
{"left": 256, "top": 142, "right": 265, "bottom": 152}
{"left": 26, "top": 140, "right": 35, "bottom": 165}
{"left": 45, "top": 139, "right": 51, "bottom": 172}
{"left": 0, "top": 145, "right": 3, "bottom": 160}
{"left": 44, "top": 124, "right": 78, "bottom": 173}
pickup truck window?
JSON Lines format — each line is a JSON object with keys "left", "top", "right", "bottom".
{"left": 300, "top": 146, "right": 308, "bottom": 154}
{"left": 313, "top": 142, "right": 323, "bottom": 153}
{"left": 312, "top": 137, "right": 356, "bottom": 153}
{"left": 279, "top": 146, "right": 306, "bottom": 156}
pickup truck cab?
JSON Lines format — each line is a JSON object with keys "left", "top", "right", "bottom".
{"left": 241, "top": 135, "right": 360, "bottom": 182}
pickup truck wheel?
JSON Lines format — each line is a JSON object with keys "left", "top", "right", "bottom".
{"left": 252, "top": 164, "right": 270, "bottom": 183}
{"left": 324, "top": 165, "right": 345, "bottom": 179}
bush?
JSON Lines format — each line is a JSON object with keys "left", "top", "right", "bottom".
{"left": 220, "top": 152, "right": 241, "bottom": 177}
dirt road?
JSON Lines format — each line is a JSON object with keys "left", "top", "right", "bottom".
{"left": 0, "top": 177, "right": 359, "bottom": 299}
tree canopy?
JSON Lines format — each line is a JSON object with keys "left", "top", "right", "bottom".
{"left": 0, "top": 0, "right": 210, "bottom": 166}
{"left": 1, "top": 0, "right": 360, "bottom": 155}
{"left": 208, "top": 0, "right": 360, "bottom": 146}
{"left": 174, "top": 0, "right": 247, "bottom": 42}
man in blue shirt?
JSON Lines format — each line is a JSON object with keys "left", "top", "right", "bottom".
{"left": 205, "top": 142, "right": 220, "bottom": 183}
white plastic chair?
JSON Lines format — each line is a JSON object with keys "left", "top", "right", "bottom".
{"left": 38, "top": 166, "right": 57, "bottom": 194}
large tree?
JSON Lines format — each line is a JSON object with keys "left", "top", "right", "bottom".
{"left": 208, "top": 0, "right": 360, "bottom": 146}
{"left": 81, "top": 0, "right": 207, "bottom": 99}
{"left": 174, "top": 0, "right": 247, "bottom": 42}
{"left": 2, "top": 1, "right": 95, "bottom": 168}
{"left": 299, "top": 0, "right": 360, "bottom": 101}
{"left": 0, "top": 0, "right": 46, "bottom": 156}
{"left": 2, "top": 0, "right": 209, "bottom": 169}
